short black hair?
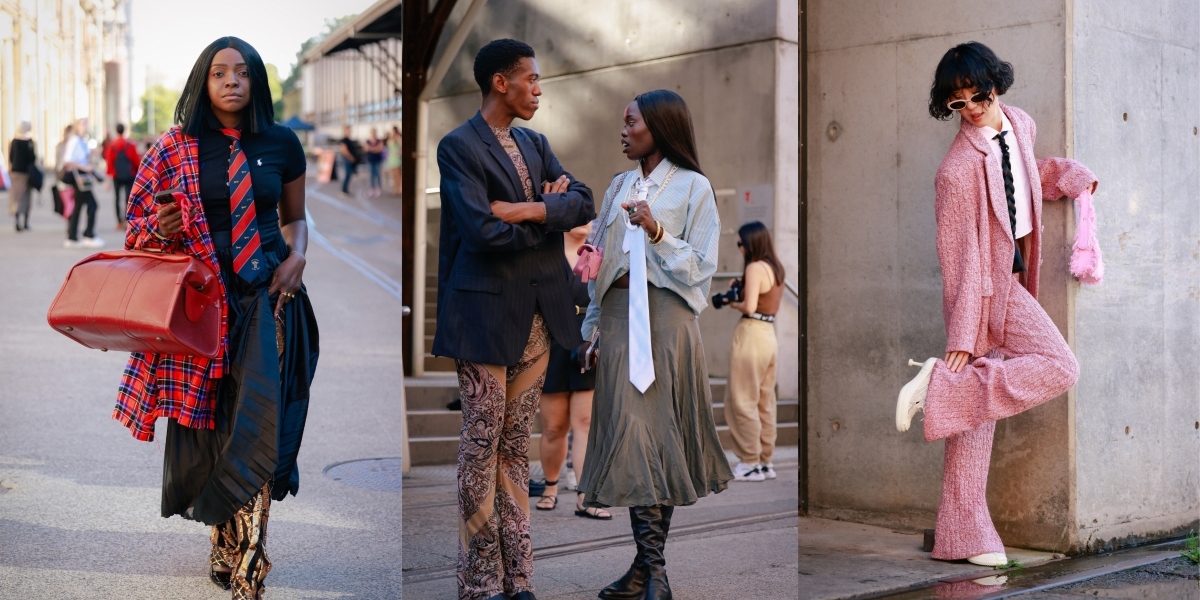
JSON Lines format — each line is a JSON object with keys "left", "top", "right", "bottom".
{"left": 176, "top": 36, "right": 275, "bottom": 136}
{"left": 928, "top": 41, "right": 1014, "bottom": 120}
{"left": 473, "top": 39, "right": 535, "bottom": 97}
{"left": 635, "top": 89, "right": 704, "bottom": 176}
{"left": 116, "top": 123, "right": 126, "bottom": 135}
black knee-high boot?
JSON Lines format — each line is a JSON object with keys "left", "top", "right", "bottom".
{"left": 598, "top": 508, "right": 650, "bottom": 599}
{"left": 641, "top": 506, "right": 673, "bottom": 600}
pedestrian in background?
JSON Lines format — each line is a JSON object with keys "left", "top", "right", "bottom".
{"left": 61, "top": 117, "right": 103, "bottom": 248}
{"left": 895, "top": 41, "right": 1095, "bottom": 568}
{"left": 8, "top": 121, "right": 36, "bottom": 232}
{"left": 386, "top": 126, "right": 402, "bottom": 194}
{"left": 435, "top": 38, "right": 594, "bottom": 600}
{"left": 722, "top": 221, "right": 785, "bottom": 483}
{"left": 338, "top": 125, "right": 358, "bottom": 195}
{"left": 103, "top": 122, "right": 140, "bottom": 228}
{"left": 364, "top": 128, "right": 385, "bottom": 197}
{"left": 115, "top": 36, "right": 318, "bottom": 600}
{"left": 577, "top": 89, "right": 732, "bottom": 600}
{"left": 535, "top": 220, "right": 611, "bottom": 520}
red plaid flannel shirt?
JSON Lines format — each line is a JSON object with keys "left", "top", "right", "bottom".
{"left": 113, "top": 127, "right": 230, "bottom": 441}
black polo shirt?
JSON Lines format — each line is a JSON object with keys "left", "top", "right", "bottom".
{"left": 198, "top": 111, "right": 307, "bottom": 233}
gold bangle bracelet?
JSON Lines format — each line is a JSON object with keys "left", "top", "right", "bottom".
{"left": 650, "top": 222, "right": 665, "bottom": 243}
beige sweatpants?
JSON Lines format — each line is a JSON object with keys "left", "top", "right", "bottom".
{"left": 723, "top": 318, "right": 778, "bottom": 465}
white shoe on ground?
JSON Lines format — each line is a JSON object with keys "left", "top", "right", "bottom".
{"left": 63, "top": 239, "right": 82, "bottom": 249}
{"left": 896, "top": 357, "right": 937, "bottom": 432}
{"left": 80, "top": 236, "right": 104, "bottom": 248}
{"left": 732, "top": 462, "right": 765, "bottom": 482}
{"left": 761, "top": 463, "right": 777, "bottom": 479}
{"left": 967, "top": 552, "right": 1008, "bottom": 567}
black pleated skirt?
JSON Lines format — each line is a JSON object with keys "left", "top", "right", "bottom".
{"left": 161, "top": 221, "right": 319, "bottom": 525}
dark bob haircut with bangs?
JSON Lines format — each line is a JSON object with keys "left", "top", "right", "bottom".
{"left": 928, "top": 41, "right": 1014, "bottom": 120}
{"left": 175, "top": 37, "right": 274, "bottom": 136}
{"left": 634, "top": 89, "right": 704, "bottom": 176}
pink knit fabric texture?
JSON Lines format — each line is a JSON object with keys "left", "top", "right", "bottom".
{"left": 934, "top": 104, "right": 1097, "bottom": 358}
{"left": 924, "top": 276, "right": 1079, "bottom": 559}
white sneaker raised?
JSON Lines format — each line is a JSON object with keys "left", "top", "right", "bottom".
{"left": 80, "top": 236, "right": 105, "bottom": 248}
{"left": 731, "top": 462, "right": 765, "bottom": 482}
{"left": 967, "top": 552, "right": 1008, "bottom": 567}
{"left": 761, "top": 463, "right": 777, "bottom": 479}
{"left": 896, "top": 358, "right": 937, "bottom": 432}
{"left": 63, "top": 239, "right": 82, "bottom": 249}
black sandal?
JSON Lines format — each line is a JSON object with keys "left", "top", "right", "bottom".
{"left": 575, "top": 493, "right": 613, "bottom": 520}
{"left": 535, "top": 480, "right": 559, "bottom": 510}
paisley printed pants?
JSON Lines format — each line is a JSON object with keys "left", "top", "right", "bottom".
{"left": 210, "top": 481, "right": 273, "bottom": 600}
{"left": 455, "top": 313, "right": 551, "bottom": 600}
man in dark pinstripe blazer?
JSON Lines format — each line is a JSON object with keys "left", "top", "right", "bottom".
{"left": 434, "top": 39, "right": 594, "bottom": 600}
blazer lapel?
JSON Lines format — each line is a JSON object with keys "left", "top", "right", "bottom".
{"left": 469, "top": 112, "right": 526, "bottom": 203}
{"left": 961, "top": 118, "right": 1011, "bottom": 234}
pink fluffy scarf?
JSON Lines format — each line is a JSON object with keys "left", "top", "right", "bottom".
{"left": 1070, "top": 189, "right": 1104, "bottom": 285}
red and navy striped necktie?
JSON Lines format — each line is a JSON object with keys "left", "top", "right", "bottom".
{"left": 222, "top": 128, "right": 266, "bottom": 284}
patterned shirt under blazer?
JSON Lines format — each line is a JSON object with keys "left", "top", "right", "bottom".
{"left": 582, "top": 158, "right": 720, "bottom": 341}
{"left": 935, "top": 103, "right": 1097, "bottom": 358}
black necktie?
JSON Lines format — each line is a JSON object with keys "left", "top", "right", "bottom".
{"left": 993, "top": 130, "right": 1026, "bottom": 273}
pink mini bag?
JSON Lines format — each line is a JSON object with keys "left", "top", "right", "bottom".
{"left": 574, "top": 172, "right": 631, "bottom": 282}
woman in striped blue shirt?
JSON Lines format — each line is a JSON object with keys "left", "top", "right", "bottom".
{"left": 577, "top": 89, "right": 733, "bottom": 600}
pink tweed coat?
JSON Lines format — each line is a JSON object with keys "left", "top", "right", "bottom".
{"left": 935, "top": 103, "right": 1097, "bottom": 357}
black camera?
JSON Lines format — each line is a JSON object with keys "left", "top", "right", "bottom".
{"left": 712, "top": 279, "right": 742, "bottom": 309}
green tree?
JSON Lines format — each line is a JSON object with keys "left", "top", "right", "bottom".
{"left": 266, "top": 63, "right": 284, "bottom": 118}
{"left": 133, "top": 84, "right": 182, "bottom": 138}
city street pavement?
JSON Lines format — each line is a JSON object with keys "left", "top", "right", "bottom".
{"left": 0, "top": 176, "right": 406, "bottom": 599}
{"left": 402, "top": 446, "right": 800, "bottom": 599}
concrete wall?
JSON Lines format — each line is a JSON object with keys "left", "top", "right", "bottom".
{"left": 424, "top": 0, "right": 799, "bottom": 394}
{"left": 806, "top": 0, "right": 1200, "bottom": 553}
{"left": 805, "top": 1, "right": 1077, "bottom": 546}
{"left": 1070, "top": 0, "right": 1200, "bottom": 551}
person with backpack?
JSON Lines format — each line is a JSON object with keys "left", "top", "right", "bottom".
{"left": 104, "top": 123, "right": 140, "bottom": 228}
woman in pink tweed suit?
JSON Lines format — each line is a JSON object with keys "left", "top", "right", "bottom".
{"left": 896, "top": 42, "right": 1097, "bottom": 566}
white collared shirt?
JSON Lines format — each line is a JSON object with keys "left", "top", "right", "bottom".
{"left": 980, "top": 112, "right": 1033, "bottom": 239}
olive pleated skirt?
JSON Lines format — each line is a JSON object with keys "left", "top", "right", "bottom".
{"left": 579, "top": 286, "right": 732, "bottom": 508}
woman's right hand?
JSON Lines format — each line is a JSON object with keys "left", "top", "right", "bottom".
{"left": 944, "top": 350, "right": 971, "bottom": 373}
{"left": 156, "top": 202, "right": 183, "bottom": 236}
{"left": 576, "top": 340, "right": 598, "bottom": 372}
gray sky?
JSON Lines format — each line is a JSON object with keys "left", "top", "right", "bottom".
{"left": 129, "top": 0, "right": 378, "bottom": 119}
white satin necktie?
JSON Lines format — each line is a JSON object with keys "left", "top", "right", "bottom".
{"left": 623, "top": 179, "right": 655, "bottom": 393}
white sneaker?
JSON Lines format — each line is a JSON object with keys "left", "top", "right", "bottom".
{"left": 896, "top": 358, "right": 937, "bottom": 432}
{"left": 967, "top": 552, "right": 1008, "bottom": 567}
{"left": 63, "top": 239, "right": 82, "bottom": 249}
{"left": 731, "top": 462, "right": 765, "bottom": 482}
{"left": 761, "top": 463, "right": 777, "bottom": 479}
{"left": 80, "top": 236, "right": 105, "bottom": 248}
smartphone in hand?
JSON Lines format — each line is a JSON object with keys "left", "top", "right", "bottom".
{"left": 154, "top": 190, "right": 180, "bottom": 205}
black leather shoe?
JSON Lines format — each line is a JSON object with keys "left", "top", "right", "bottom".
{"left": 598, "top": 508, "right": 650, "bottom": 599}
{"left": 512, "top": 591, "right": 538, "bottom": 600}
{"left": 634, "top": 506, "right": 674, "bottom": 600}
{"left": 209, "top": 567, "right": 232, "bottom": 590}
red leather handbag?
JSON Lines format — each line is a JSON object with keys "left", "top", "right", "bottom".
{"left": 47, "top": 250, "right": 222, "bottom": 357}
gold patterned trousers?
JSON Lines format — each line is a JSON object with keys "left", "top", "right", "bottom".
{"left": 210, "top": 481, "right": 273, "bottom": 599}
{"left": 455, "top": 313, "right": 551, "bottom": 600}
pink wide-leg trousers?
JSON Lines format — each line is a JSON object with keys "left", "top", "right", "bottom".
{"left": 924, "top": 275, "right": 1079, "bottom": 560}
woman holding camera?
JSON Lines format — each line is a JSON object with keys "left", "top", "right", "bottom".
{"left": 115, "top": 36, "right": 318, "bottom": 599}
{"left": 577, "top": 89, "right": 732, "bottom": 600}
{"left": 722, "top": 221, "right": 785, "bottom": 482}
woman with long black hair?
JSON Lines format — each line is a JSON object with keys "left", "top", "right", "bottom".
{"left": 577, "top": 89, "right": 732, "bottom": 600}
{"left": 113, "top": 36, "right": 318, "bottom": 599}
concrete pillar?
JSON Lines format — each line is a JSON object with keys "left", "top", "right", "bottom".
{"left": 805, "top": 0, "right": 1198, "bottom": 552}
